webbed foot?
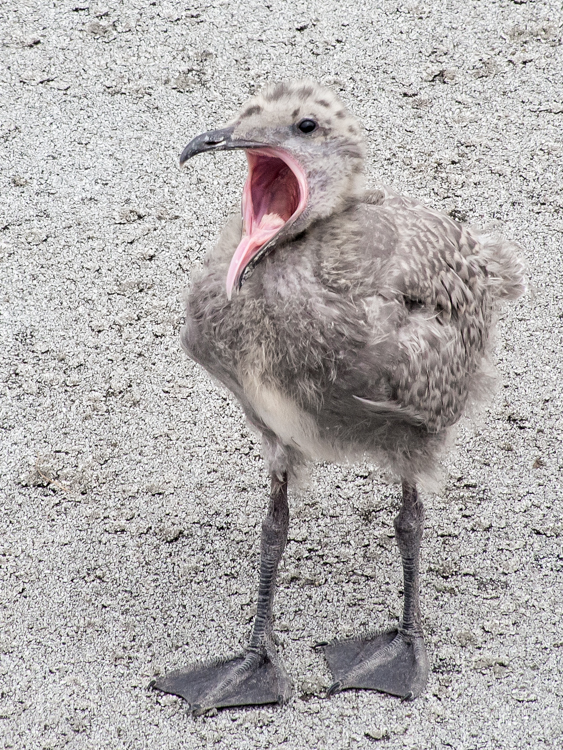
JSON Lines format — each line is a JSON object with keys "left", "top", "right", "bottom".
{"left": 151, "top": 650, "right": 292, "bottom": 715}
{"left": 323, "top": 628, "right": 429, "bottom": 700}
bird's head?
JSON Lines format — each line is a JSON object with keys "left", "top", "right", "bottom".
{"left": 180, "top": 80, "right": 366, "bottom": 299}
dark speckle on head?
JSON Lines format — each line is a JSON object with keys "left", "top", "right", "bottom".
{"left": 348, "top": 125, "right": 358, "bottom": 134}
{"left": 291, "top": 108, "right": 300, "bottom": 118}
{"left": 241, "top": 105, "right": 262, "bottom": 118}
{"left": 335, "top": 110, "right": 346, "bottom": 119}
{"left": 297, "top": 86, "right": 314, "bottom": 99}
{"left": 317, "top": 99, "right": 330, "bottom": 108}
{"left": 267, "top": 83, "right": 290, "bottom": 101}
{"left": 340, "top": 145, "right": 364, "bottom": 159}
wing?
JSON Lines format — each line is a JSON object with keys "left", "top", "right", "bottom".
{"left": 349, "top": 190, "right": 495, "bottom": 433}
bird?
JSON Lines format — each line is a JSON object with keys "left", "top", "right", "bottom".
{"left": 152, "top": 80, "right": 525, "bottom": 714}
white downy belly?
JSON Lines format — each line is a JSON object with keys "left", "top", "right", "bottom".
{"left": 243, "top": 379, "right": 338, "bottom": 462}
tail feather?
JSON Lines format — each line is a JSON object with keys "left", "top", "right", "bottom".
{"left": 476, "top": 233, "right": 527, "bottom": 301}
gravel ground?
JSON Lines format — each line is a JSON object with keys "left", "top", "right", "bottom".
{"left": 1, "top": 1, "right": 562, "bottom": 748}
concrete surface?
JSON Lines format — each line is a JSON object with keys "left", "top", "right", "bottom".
{"left": 1, "top": 1, "right": 562, "bottom": 748}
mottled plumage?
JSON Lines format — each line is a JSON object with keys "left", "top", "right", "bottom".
{"left": 183, "top": 138, "right": 523, "bottom": 481}
{"left": 154, "top": 80, "right": 525, "bottom": 712}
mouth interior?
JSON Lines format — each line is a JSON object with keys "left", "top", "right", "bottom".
{"left": 244, "top": 149, "right": 305, "bottom": 235}
{"left": 226, "top": 148, "right": 308, "bottom": 298}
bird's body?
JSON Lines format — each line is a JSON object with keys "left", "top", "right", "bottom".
{"left": 184, "top": 186, "right": 522, "bottom": 482}
{"left": 153, "top": 80, "right": 525, "bottom": 713}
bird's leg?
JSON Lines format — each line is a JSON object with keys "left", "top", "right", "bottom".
{"left": 248, "top": 472, "right": 290, "bottom": 658}
{"left": 324, "top": 480, "right": 429, "bottom": 700}
{"left": 152, "top": 472, "right": 292, "bottom": 714}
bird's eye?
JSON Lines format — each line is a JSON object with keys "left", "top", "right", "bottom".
{"left": 297, "top": 118, "right": 318, "bottom": 134}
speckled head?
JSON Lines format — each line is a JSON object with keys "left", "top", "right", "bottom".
{"left": 180, "top": 80, "right": 366, "bottom": 298}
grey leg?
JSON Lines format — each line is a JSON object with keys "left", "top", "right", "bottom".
{"left": 324, "top": 480, "right": 429, "bottom": 699}
{"left": 152, "top": 473, "right": 292, "bottom": 713}
{"left": 248, "top": 472, "right": 290, "bottom": 656}
{"left": 395, "top": 481, "right": 425, "bottom": 638}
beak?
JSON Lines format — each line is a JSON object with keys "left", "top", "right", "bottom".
{"left": 180, "top": 125, "right": 264, "bottom": 166}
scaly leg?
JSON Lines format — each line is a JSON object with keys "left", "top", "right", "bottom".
{"left": 152, "top": 473, "right": 292, "bottom": 714}
{"left": 324, "top": 480, "right": 429, "bottom": 700}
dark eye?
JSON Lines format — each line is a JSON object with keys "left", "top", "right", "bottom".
{"left": 297, "top": 118, "right": 318, "bottom": 134}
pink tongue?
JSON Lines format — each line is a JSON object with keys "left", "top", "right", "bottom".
{"left": 226, "top": 214, "right": 284, "bottom": 300}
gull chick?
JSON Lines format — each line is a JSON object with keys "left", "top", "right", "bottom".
{"left": 153, "top": 80, "right": 525, "bottom": 713}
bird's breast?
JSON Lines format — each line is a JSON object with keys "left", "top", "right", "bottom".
{"left": 242, "top": 374, "right": 339, "bottom": 463}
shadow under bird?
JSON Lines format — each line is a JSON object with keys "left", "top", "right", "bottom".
{"left": 152, "top": 80, "right": 525, "bottom": 713}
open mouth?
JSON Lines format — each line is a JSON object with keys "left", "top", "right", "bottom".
{"left": 226, "top": 148, "right": 308, "bottom": 299}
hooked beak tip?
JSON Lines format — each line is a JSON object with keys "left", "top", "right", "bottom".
{"left": 179, "top": 125, "right": 237, "bottom": 166}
